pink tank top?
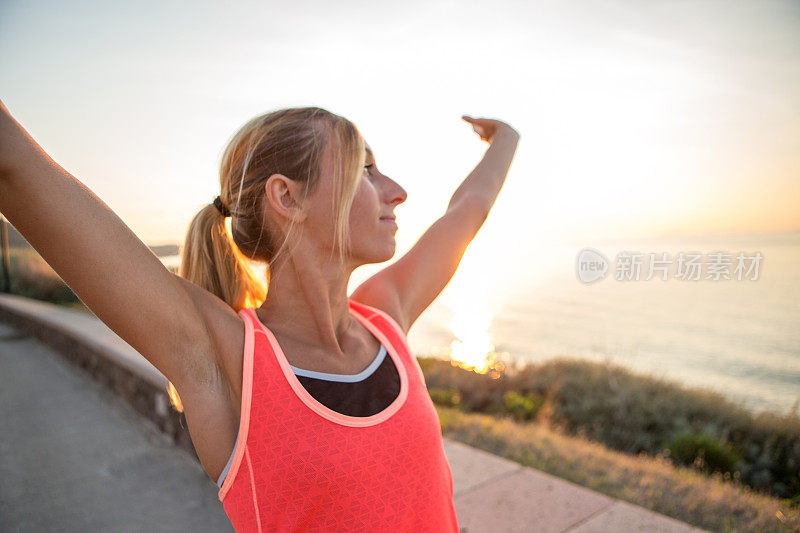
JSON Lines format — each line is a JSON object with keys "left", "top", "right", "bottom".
{"left": 217, "top": 298, "right": 460, "bottom": 532}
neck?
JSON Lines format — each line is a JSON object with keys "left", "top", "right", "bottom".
{"left": 257, "top": 244, "right": 359, "bottom": 358}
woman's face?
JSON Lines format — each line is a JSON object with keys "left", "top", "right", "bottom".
{"left": 306, "top": 138, "right": 407, "bottom": 266}
{"left": 351, "top": 142, "right": 408, "bottom": 263}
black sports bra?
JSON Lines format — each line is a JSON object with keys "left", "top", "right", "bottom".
{"left": 291, "top": 342, "right": 401, "bottom": 417}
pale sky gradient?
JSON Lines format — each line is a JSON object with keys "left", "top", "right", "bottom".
{"left": 1, "top": 0, "right": 798, "bottom": 262}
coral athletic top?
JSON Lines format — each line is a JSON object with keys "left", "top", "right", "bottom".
{"left": 217, "top": 298, "right": 460, "bottom": 532}
{"left": 216, "top": 342, "right": 400, "bottom": 488}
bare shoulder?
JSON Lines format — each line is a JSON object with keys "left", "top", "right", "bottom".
{"left": 350, "top": 276, "right": 409, "bottom": 337}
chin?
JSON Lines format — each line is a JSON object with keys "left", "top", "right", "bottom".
{"left": 377, "top": 245, "right": 396, "bottom": 263}
{"left": 360, "top": 245, "right": 396, "bottom": 265}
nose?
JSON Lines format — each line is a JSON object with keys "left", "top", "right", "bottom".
{"left": 380, "top": 174, "right": 407, "bottom": 208}
{"left": 387, "top": 179, "right": 407, "bottom": 208}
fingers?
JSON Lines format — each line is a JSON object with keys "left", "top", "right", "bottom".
{"left": 462, "top": 115, "right": 481, "bottom": 134}
{"left": 463, "top": 115, "right": 490, "bottom": 125}
{"left": 462, "top": 115, "right": 495, "bottom": 143}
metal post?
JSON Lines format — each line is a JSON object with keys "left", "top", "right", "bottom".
{"left": 0, "top": 215, "right": 10, "bottom": 293}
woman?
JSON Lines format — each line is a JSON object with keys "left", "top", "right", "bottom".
{"left": 0, "top": 101, "right": 519, "bottom": 531}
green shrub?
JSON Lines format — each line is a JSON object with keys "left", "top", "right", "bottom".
{"left": 416, "top": 355, "right": 800, "bottom": 503}
{"left": 428, "top": 387, "right": 461, "bottom": 408}
{"left": 665, "top": 431, "right": 743, "bottom": 475}
{"left": 503, "top": 390, "right": 543, "bottom": 421}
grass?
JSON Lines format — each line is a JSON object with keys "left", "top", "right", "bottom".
{"left": 436, "top": 405, "right": 800, "bottom": 532}
{"left": 419, "top": 355, "right": 800, "bottom": 507}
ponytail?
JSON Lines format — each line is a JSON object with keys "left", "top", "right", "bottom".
{"left": 178, "top": 202, "right": 266, "bottom": 311}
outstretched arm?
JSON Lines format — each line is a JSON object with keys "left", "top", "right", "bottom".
{"left": 0, "top": 99, "right": 222, "bottom": 396}
{"left": 351, "top": 116, "right": 520, "bottom": 334}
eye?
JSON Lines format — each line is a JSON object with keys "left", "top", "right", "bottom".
{"left": 363, "top": 164, "right": 375, "bottom": 177}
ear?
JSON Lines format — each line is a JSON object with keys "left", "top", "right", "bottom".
{"left": 264, "top": 174, "right": 308, "bottom": 222}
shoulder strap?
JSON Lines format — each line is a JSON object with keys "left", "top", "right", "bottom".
{"left": 348, "top": 298, "right": 405, "bottom": 338}
{"left": 348, "top": 298, "right": 427, "bottom": 385}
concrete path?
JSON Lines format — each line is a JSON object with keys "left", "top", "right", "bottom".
{"left": 0, "top": 295, "right": 706, "bottom": 532}
{"left": 0, "top": 321, "right": 233, "bottom": 532}
{"left": 446, "top": 438, "right": 705, "bottom": 532}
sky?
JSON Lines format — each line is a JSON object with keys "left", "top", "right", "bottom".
{"left": 1, "top": 0, "right": 798, "bottom": 266}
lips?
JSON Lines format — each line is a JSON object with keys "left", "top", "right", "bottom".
{"left": 380, "top": 216, "right": 398, "bottom": 231}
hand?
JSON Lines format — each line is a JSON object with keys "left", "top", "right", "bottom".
{"left": 461, "top": 115, "right": 519, "bottom": 144}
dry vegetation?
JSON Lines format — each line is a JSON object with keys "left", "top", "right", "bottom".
{"left": 436, "top": 406, "right": 799, "bottom": 532}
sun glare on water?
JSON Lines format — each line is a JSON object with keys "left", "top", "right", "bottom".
{"left": 449, "top": 305, "right": 502, "bottom": 374}
{"left": 439, "top": 253, "right": 510, "bottom": 377}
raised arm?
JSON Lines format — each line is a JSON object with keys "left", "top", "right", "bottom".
{"left": 351, "top": 116, "right": 520, "bottom": 334}
{"left": 0, "top": 99, "right": 223, "bottom": 395}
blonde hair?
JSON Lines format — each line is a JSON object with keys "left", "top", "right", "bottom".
{"left": 166, "top": 107, "right": 366, "bottom": 412}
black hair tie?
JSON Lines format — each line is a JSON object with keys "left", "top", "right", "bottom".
{"left": 213, "top": 196, "right": 231, "bottom": 217}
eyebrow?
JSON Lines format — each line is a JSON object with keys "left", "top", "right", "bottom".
{"left": 365, "top": 144, "right": 374, "bottom": 159}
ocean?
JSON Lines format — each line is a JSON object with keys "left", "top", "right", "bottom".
{"left": 160, "top": 231, "right": 800, "bottom": 417}
{"left": 405, "top": 231, "right": 800, "bottom": 418}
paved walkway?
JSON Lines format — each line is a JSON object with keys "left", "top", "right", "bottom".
{"left": 0, "top": 295, "right": 706, "bottom": 532}
{"left": 0, "top": 321, "right": 233, "bottom": 532}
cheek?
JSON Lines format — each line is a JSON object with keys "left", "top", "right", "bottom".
{"left": 350, "top": 184, "right": 379, "bottom": 224}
